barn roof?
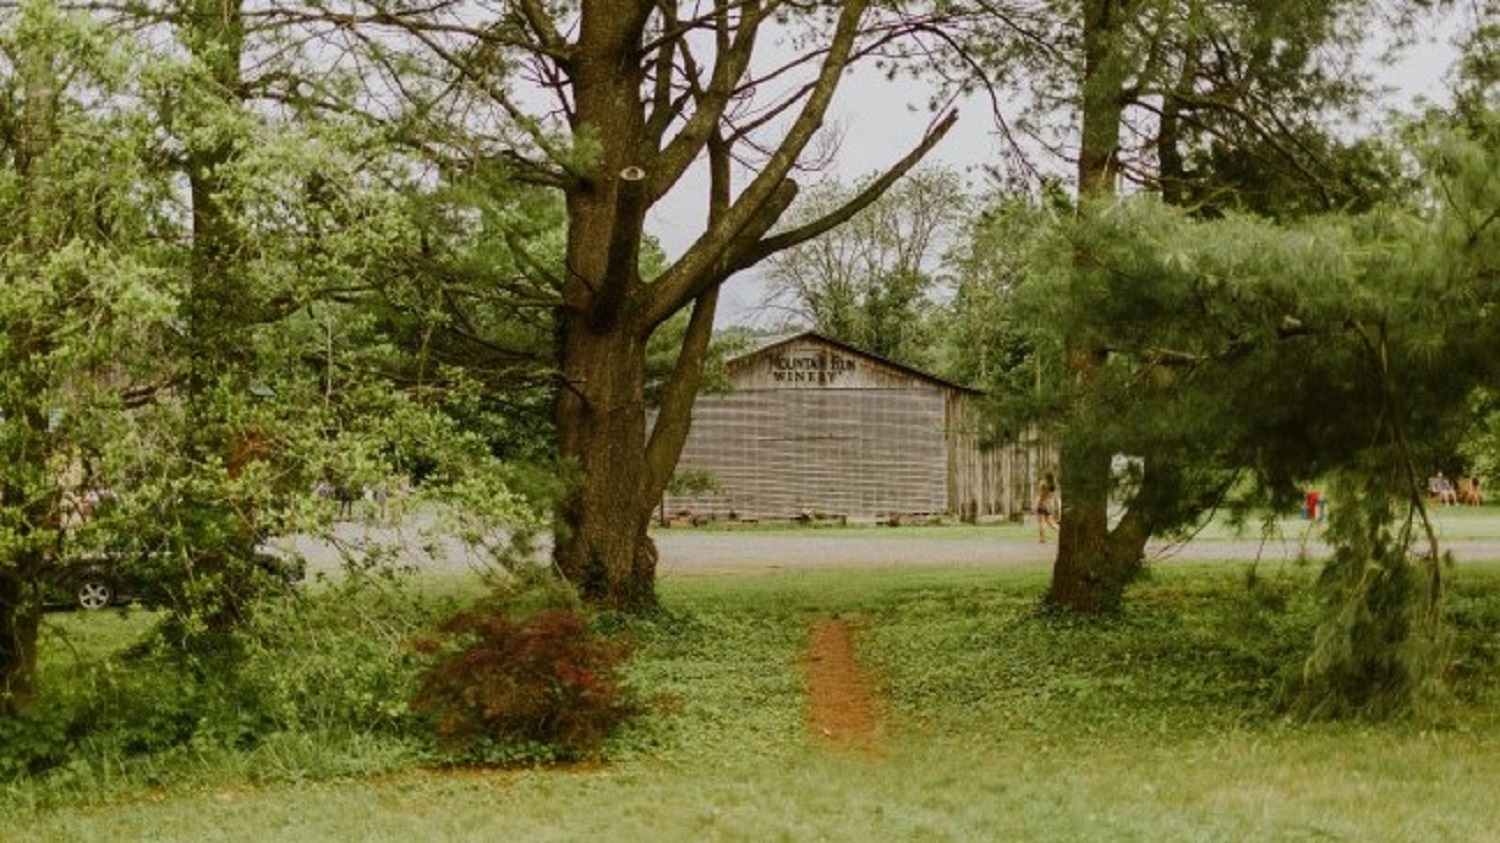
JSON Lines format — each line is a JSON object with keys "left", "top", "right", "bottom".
{"left": 727, "top": 330, "right": 980, "bottom": 395}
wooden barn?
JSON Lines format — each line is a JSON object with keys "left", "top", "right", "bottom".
{"left": 661, "top": 331, "right": 1050, "bottom": 523}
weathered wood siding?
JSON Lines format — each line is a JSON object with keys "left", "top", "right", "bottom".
{"left": 667, "top": 388, "right": 948, "bottom": 520}
{"left": 662, "top": 333, "right": 1050, "bottom": 521}
{"left": 946, "top": 393, "right": 1054, "bottom": 520}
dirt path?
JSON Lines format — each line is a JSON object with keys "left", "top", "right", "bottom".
{"left": 804, "top": 617, "right": 882, "bottom": 756}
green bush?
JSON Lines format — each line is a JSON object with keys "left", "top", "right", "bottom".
{"left": 0, "top": 703, "right": 72, "bottom": 780}
{"left": 236, "top": 571, "right": 441, "bottom": 737}
{"left": 0, "top": 567, "right": 445, "bottom": 787}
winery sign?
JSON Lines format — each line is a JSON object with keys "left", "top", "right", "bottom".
{"left": 769, "top": 351, "right": 858, "bottom": 386}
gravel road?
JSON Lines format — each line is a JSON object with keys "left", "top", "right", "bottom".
{"left": 651, "top": 531, "right": 1329, "bottom": 575}
{"left": 275, "top": 517, "right": 1500, "bottom": 578}
{"left": 654, "top": 531, "right": 1500, "bottom": 574}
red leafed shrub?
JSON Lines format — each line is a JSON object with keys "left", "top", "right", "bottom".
{"left": 412, "top": 605, "right": 639, "bottom": 759}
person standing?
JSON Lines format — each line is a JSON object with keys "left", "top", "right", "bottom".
{"left": 1430, "top": 471, "right": 1457, "bottom": 505}
{"left": 1035, "top": 472, "right": 1060, "bottom": 543}
{"left": 1304, "top": 484, "right": 1323, "bottom": 522}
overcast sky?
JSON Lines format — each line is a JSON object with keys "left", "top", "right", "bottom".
{"left": 644, "top": 14, "right": 1471, "bottom": 328}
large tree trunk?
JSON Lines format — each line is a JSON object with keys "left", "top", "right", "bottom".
{"left": 1, "top": 17, "right": 57, "bottom": 713}
{"left": 1048, "top": 0, "right": 1136, "bottom": 611}
{"left": 553, "top": 321, "right": 659, "bottom": 609}
{"left": 0, "top": 411, "right": 53, "bottom": 715}
{"left": 549, "top": 2, "right": 660, "bottom": 609}
{"left": 176, "top": 0, "right": 262, "bottom": 631}
{"left": 0, "top": 556, "right": 42, "bottom": 716}
{"left": 543, "top": 0, "right": 945, "bottom": 611}
{"left": 1048, "top": 350, "right": 1122, "bottom": 611}
{"left": 1048, "top": 437, "right": 1159, "bottom": 611}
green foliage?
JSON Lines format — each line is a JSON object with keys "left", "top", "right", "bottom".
{"left": 229, "top": 572, "right": 446, "bottom": 737}
{"left": 1459, "top": 389, "right": 1500, "bottom": 487}
{"left": 1300, "top": 549, "right": 1428, "bottom": 718}
{"left": 411, "top": 595, "right": 641, "bottom": 762}
{"left": 761, "top": 168, "right": 967, "bottom": 370}
{"left": 0, "top": 0, "right": 571, "bottom": 713}
{"left": 1294, "top": 476, "right": 1451, "bottom": 719}
{"left": 939, "top": 190, "right": 1066, "bottom": 438}
{"left": 645, "top": 311, "right": 749, "bottom": 406}
{"left": 952, "top": 90, "right": 1500, "bottom": 697}
{"left": 1184, "top": 133, "right": 1412, "bottom": 220}
{"left": 665, "top": 468, "right": 721, "bottom": 498}
{"left": 1441, "top": 567, "right": 1500, "bottom": 708}
{"left": 995, "top": 0, "right": 1430, "bottom": 209}
{"left": 354, "top": 169, "right": 567, "bottom": 461}
{"left": 1452, "top": 13, "right": 1500, "bottom": 126}
{"left": 0, "top": 696, "right": 71, "bottom": 780}
{"left": 0, "top": 569, "right": 446, "bottom": 788}
{"left": 0, "top": 0, "right": 187, "bottom": 709}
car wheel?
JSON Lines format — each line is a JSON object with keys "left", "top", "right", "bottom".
{"left": 76, "top": 579, "right": 114, "bottom": 611}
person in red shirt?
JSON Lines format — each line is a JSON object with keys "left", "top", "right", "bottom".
{"left": 1304, "top": 485, "right": 1323, "bottom": 522}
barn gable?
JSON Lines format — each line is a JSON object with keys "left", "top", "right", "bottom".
{"left": 726, "top": 331, "right": 976, "bottom": 394}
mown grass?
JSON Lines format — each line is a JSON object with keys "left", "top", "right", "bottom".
{"left": 7, "top": 560, "right": 1500, "bottom": 841}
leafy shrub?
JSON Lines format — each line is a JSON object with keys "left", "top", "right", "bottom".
{"left": 237, "top": 569, "right": 441, "bottom": 737}
{"left": 412, "top": 602, "right": 640, "bottom": 761}
{"left": 0, "top": 566, "right": 442, "bottom": 787}
{"left": 0, "top": 704, "right": 73, "bottom": 780}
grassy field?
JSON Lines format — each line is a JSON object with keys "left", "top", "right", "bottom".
{"left": 6, "top": 541, "right": 1500, "bottom": 841}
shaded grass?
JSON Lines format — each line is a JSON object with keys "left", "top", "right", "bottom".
{"left": 866, "top": 564, "right": 1317, "bottom": 738}
{"left": 8, "top": 562, "right": 1500, "bottom": 841}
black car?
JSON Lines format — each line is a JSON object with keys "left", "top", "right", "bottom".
{"left": 46, "top": 549, "right": 305, "bottom": 611}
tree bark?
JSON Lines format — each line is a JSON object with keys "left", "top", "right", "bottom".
{"left": 542, "top": 0, "right": 949, "bottom": 611}
{"left": 177, "top": 0, "right": 262, "bottom": 630}
{"left": 1076, "top": 0, "right": 1127, "bottom": 198}
{"left": 554, "top": 319, "right": 659, "bottom": 608}
{"left": 0, "top": 556, "right": 42, "bottom": 716}
{"left": 1048, "top": 349, "right": 1119, "bottom": 611}
{"left": 0, "top": 17, "right": 62, "bottom": 713}
{"left": 1048, "top": 0, "right": 1138, "bottom": 612}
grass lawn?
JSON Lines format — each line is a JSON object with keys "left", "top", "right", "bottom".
{"left": 6, "top": 555, "right": 1500, "bottom": 841}
{"left": 17, "top": 726, "right": 1500, "bottom": 843}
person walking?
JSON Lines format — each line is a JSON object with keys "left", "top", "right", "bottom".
{"left": 1035, "top": 472, "right": 1060, "bottom": 543}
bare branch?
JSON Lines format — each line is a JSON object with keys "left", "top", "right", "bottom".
{"left": 643, "top": 286, "right": 719, "bottom": 498}
{"left": 648, "top": 0, "right": 765, "bottom": 200}
{"left": 590, "top": 166, "right": 650, "bottom": 332}
{"left": 516, "top": 0, "right": 568, "bottom": 60}
{"left": 643, "top": 0, "right": 876, "bottom": 327}
{"left": 736, "top": 108, "right": 959, "bottom": 267}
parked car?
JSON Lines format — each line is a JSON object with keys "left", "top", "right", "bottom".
{"left": 46, "top": 549, "right": 305, "bottom": 612}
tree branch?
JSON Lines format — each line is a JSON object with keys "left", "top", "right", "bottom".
{"left": 642, "top": 0, "right": 880, "bottom": 326}
{"left": 516, "top": 0, "right": 567, "bottom": 62}
{"left": 649, "top": 0, "right": 764, "bottom": 200}
{"left": 643, "top": 286, "right": 720, "bottom": 500}
{"left": 736, "top": 108, "right": 958, "bottom": 267}
{"left": 589, "top": 166, "right": 650, "bottom": 333}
